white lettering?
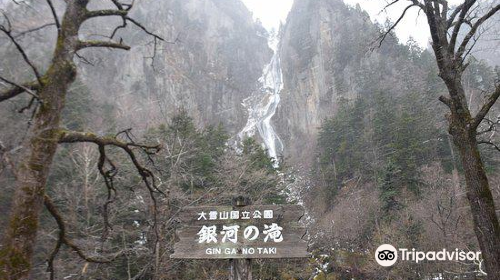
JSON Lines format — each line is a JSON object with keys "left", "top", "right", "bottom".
{"left": 219, "top": 211, "right": 229, "bottom": 220}
{"left": 224, "top": 248, "right": 237, "bottom": 254}
{"left": 197, "top": 225, "right": 217, "bottom": 244}
{"left": 209, "top": 211, "right": 218, "bottom": 220}
{"left": 206, "top": 248, "right": 221, "bottom": 255}
{"left": 197, "top": 212, "right": 207, "bottom": 220}
{"left": 263, "top": 210, "right": 273, "bottom": 219}
{"left": 230, "top": 211, "right": 239, "bottom": 219}
{"left": 263, "top": 223, "right": 283, "bottom": 242}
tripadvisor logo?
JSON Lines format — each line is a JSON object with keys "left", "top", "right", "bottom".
{"left": 374, "top": 244, "right": 482, "bottom": 267}
{"left": 375, "top": 244, "right": 398, "bottom": 267}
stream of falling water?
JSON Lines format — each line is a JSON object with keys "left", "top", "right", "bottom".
{"left": 238, "top": 39, "right": 284, "bottom": 164}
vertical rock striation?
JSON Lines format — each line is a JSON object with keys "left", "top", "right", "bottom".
{"left": 276, "top": 0, "right": 427, "bottom": 164}
{"left": 78, "top": 0, "right": 272, "bottom": 132}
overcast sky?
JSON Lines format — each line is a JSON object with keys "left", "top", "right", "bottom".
{"left": 241, "top": 0, "right": 464, "bottom": 47}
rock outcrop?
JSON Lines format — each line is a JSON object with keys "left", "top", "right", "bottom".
{"left": 275, "top": 0, "right": 429, "bottom": 164}
{"left": 77, "top": 0, "right": 272, "bottom": 132}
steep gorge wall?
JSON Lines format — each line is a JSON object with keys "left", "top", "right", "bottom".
{"left": 0, "top": 0, "right": 272, "bottom": 134}
{"left": 276, "top": 0, "right": 431, "bottom": 164}
{"left": 79, "top": 0, "right": 272, "bottom": 132}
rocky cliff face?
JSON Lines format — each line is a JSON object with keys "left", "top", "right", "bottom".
{"left": 79, "top": 0, "right": 272, "bottom": 132}
{"left": 275, "top": 0, "right": 429, "bottom": 163}
{"left": 0, "top": 0, "right": 272, "bottom": 134}
{"left": 276, "top": 0, "right": 367, "bottom": 163}
{"left": 0, "top": 0, "right": 427, "bottom": 159}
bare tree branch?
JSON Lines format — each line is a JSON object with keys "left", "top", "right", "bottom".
{"left": 478, "top": 140, "right": 500, "bottom": 152}
{"left": 86, "top": 0, "right": 171, "bottom": 67}
{"left": 382, "top": 0, "right": 402, "bottom": 12}
{"left": 13, "top": 23, "right": 56, "bottom": 38}
{"left": 125, "top": 16, "right": 165, "bottom": 42}
{"left": 58, "top": 129, "right": 164, "bottom": 255}
{"left": 75, "top": 51, "right": 95, "bottom": 66}
{"left": 0, "top": 77, "right": 40, "bottom": 102}
{"left": 85, "top": 9, "right": 128, "bottom": 19}
{"left": 449, "top": 0, "right": 477, "bottom": 52}
{"left": 58, "top": 131, "right": 162, "bottom": 194}
{"left": 439, "top": 95, "right": 453, "bottom": 108}
{"left": 447, "top": 4, "right": 464, "bottom": 28}
{"left": 377, "top": 4, "right": 418, "bottom": 47}
{"left": 44, "top": 195, "right": 114, "bottom": 278}
{"left": 410, "top": 0, "right": 425, "bottom": 10}
{"left": 456, "top": 4, "right": 500, "bottom": 60}
{"left": 76, "top": 40, "right": 131, "bottom": 51}
{"left": 96, "top": 142, "right": 117, "bottom": 241}
{"left": 110, "top": 17, "right": 127, "bottom": 39}
{"left": 110, "top": 0, "right": 135, "bottom": 11}
{"left": 471, "top": 84, "right": 500, "bottom": 131}
{"left": 0, "top": 17, "right": 43, "bottom": 85}
{"left": 45, "top": 0, "right": 60, "bottom": 32}
{"left": 477, "top": 116, "right": 500, "bottom": 135}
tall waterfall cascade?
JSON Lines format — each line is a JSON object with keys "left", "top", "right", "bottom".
{"left": 238, "top": 36, "right": 284, "bottom": 164}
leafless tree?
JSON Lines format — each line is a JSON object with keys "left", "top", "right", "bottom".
{"left": 379, "top": 0, "right": 500, "bottom": 278}
{"left": 0, "top": 1, "right": 169, "bottom": 279}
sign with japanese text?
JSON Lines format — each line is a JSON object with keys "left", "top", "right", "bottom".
{"left": 170, "top": 204, "right": 308, "bottom": 259}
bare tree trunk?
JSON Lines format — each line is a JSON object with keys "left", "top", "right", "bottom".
{"left": 423, "top": 2, "right": 500, "bottom": 271}
{"left": 0, "top": 2, "right": 85, "bottom": 278}
{"left": 450, "top": 121, "right": 500, "bottom": 279}
{"left": 443, "top": 76, "right": 500, "bottom": 280}
{"left": 0, "top": 1, "right": 161, "bottom": 278}
{"left": 0, "top": 71, "right": 74, "bottom": 279}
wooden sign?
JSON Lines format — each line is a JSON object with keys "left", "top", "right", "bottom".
{"left": 170, "top": 204, "right": 309, "bottom": 259}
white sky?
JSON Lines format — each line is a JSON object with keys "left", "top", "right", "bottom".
{"left": 241, "top": 0, "right": 294, "bottom": 32}
{"left": 241, "top": 0, "right": 464, "bottom": 47}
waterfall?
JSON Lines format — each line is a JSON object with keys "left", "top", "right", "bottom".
{"left": 238, "top": 39, "right": 284, "bottom": 164}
